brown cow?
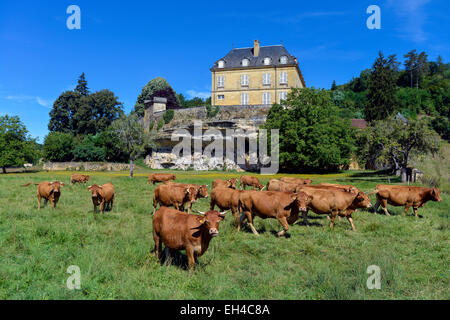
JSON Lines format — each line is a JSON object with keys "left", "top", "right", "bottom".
{"left": 163, "top": 182, "right": 209, "bottom": 213}
{"left": 299, "top": 187, "right": 372, "bottom": 231}
{"left": 212, "top": 178, "right": 237, "bottom": 189}
{"left": 148, "top": 173, "right": 176, "bottom": 185}
{"left": 240, "top": 175, "right": 265, "bottom": 190}
{"left": 280, "top": 177, "right": 312, "bottom": 185}
{"left": 70, "top": 174, "right": 90, "bottom": 185}
{"left": 372, "top": 184, "right": 442, "bottom": 217}
{"left": 153, "top": 207, "right": 228, "bottom": 270}
{"left": 210, "top": 187, "right": 242, "bottom": 229}
{"left": 316, "top": 183, "right": 359, "bottom": 193}
{"left": 87, "top": 183, "right": 115, "bottom": 214}
{"left": 238, "top": 190, "right": 311, "bottom": 237}
{"left": 22, "top": 181, "right": 65, "bottom": 209}
{"left": 152, "top": 184, "right": 197, "bottom": 214}
{"left": 266, "top": 179, "right": 299, "bottom": 192}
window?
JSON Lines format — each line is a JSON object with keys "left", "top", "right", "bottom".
{"left": 280, "top": 56, "right": 288, "bottom": 64}
{"left": 217, "top": 95, "right": 225, "bottom": 100}
{"left": 241, "top": 74, "right": 249, "bottom": 86}
{"left": 280, "top": 72, "right": 288, "bottom": 84}
{"left": 262, "top": 92, "right": 271, "bottom": 105}
{"left": 242, "top": 58, "right": 249, "bottom": 67}
{"left": 264, "top": 57, "right": 271, "bottom": 65}
{"left": 241, "top": 93, "right": 249, "bottom": 105}
{"left": 263, "top": 73, "right": 271, "bottom": 85}
{"left": 218, "top": 60, "right": 225, "bottom": 68}
{"left": 217, "top": 76, "right": 225, "bottom": 88}
{"left": 279, "top": 91, "right": 287, "bottom": 102}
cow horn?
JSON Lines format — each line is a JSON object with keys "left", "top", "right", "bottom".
{"left": 219, "top": 210, "right": 230, "bottom": 216}
{"left": 260, "top": 186, "right": 266, "bottom": 191}
{"left": 193, "top": 210, "right": 206, "bottom": 215}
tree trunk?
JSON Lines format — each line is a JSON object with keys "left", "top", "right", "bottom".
{"left": 2, "top": 166, "right": 6, "bottom": 174}
{"left": 130, "top": 159, "right": 133, "bottom": 179}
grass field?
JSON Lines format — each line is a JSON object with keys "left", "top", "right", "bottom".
{"left": 0, "top": 169, "right": 448, "bottom": 299}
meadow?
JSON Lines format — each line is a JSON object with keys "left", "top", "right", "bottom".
{"left": 0, "top": 169, "right": 448, "bottom": 300}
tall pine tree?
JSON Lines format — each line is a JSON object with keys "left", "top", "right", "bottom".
{"left": 365, "top": 52, "right": 398, "bottom": 122}
{"left": 75, "top": 73, "right": 90, "bottom": 96}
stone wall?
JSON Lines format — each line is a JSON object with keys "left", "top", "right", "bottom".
{"left": 43, "top": 162, "right": 130, "bottom": 171}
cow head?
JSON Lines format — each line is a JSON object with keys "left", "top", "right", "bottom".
{"left": 85, "top": 175, "right": 90, "bottom": 181}
{"left": 172, "top": 175, "right": 176, "bottom": 180}
{"left": 197, "top": 185, "right": 209, "bottom": 199}
{"left": 186, "top": 186, "right": 198, "bottom": 202}
{"left": 292, "top": 191, "right": 312, "bottom": 212}
{"left": 353, "top": 192, "right": 372, "bottom": 208}
{"left": 228, "top": 178, "right": 237, "bottom": 189}
{"left": 431, "top": 188, "right": 442, "bottom": 202}
{"left": 88, "top": 185, "right": 103, "bottom": 199}
{"left": 304, "top": 179, "right": 312, "bottom": 185}
{"left": 49, "top": 181, "right": 64, "bottom": 194}
{"left": 196, "top": 210, "right": 229, "bottom": 237}
{"left": 258, "top": 184, "right": 265, "bottom": 191}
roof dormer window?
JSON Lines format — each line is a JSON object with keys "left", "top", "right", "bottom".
{"left": 280, "top": 55, "right": 288, "bottom": 64}
{"left": 263, "top": 57, "right": 271, "bottom": 65}
{"left": 242, "top": 58, "right": 250, "bottom": 67}
{"left": 218, "top": 60, "right": 225, "bottom": 68}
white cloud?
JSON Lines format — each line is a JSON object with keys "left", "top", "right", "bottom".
{"left": 6, "top": 95, "right": 52, "bottom": 108}
{"left": 186, "top": 90, "right": 210, "bottom": 99}
{"left": 387, "top": 0, "right": 431, "bottom": 42}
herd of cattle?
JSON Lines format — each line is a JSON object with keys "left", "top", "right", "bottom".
{"left": 22, "top": 172, "right": 443, "bottom": 270}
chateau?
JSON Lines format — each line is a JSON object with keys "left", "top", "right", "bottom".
{"left": 210, "top": 40, "right": 306, "bottom": 107}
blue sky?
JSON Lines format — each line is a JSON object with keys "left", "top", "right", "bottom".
{"left": 1, "top": 0, "right": 449, "bottom": 142}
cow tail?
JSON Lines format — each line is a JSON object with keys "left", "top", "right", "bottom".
{"left": 367, "top": 188, "right": 379, "bottom": 196}
{"left": 21, "top": 182, "right": 36, "bottom": 187}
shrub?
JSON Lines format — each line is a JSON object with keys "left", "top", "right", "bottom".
{"left": 163, "top": 110, "right": 174, "bottom": 124}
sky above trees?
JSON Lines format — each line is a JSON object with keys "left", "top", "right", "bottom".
{"left": 0, "top": 0, "right": 449, "bottom": 141}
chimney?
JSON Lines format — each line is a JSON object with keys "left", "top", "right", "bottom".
{"left": 253, "top": 40, "right": 260, "bottom": 57}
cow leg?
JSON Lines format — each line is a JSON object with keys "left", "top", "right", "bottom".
{"left": 373, "top": 200, "right": 381, "bottom": 214}
{"left": 347, "top": 216, "right": 356, "bottom": 231}
{"left": 185, "top": 246, "right": 196, "bottom": 271}
{"left": 329, "top": 211, "right": 338, "bottom": 229}
{"left": 276, "top": 217, "right": 289, "bottom": 237}
{"left": 110, "top": 199, "right": 114, "bottom": 211}
{"left": 245, "top": 212, "right": 259, "bottom": 235}
{"left": 93, "top": 204, "right": 98, "bottom": 214}
{"left": 188, "top": 201, "right": 193, "bottom": 214}
{"left": 37, "top": 195, "right": 41, "bottom": 210}
{"left": 100, "top": 201, "right": 105, "bottom": 213}
{"left": 302, "top": 210, "right": 309, "bottom": 225}
{"left": 232, "top": 207, "right": 241, "bottom": 231}
{"left": 403, "top": 205, "right": 410, "bottom": 217}
{"left": 210, "top": 200, "right": 215, "bottom": 211}
{"left": 413, "top": 207, "right": 419, "bottom": 218}
{"left": 380, "top": 199, "right": 390, "bottom": 216}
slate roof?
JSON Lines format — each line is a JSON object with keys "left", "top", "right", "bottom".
{"left": 211, "top": 45, "right": 298, "bottom": 70}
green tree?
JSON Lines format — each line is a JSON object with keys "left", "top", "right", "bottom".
{"left": 263, "top": 88, "right": 355, "bottom": 172}
{"left": 72, "top": 134, "right": 106, "bottom": 161}
{"left": 0, "top": 115, "right": 39, "bottom": 173}
{"left": 356, "top": 117, "right": 441, "bottom": 181}
{"left": 48, "top": 91, "right": 84, "bottom": 133}
{"left": 110, "top": 114, "right": 157, "bottom": 178}
{"left": 75, "top": 73, "right": 90, "bottom": 96}
{"left": 134, "top": 77, "right": 179, "bottom": 117}
{"left": 365, "top": 52, "right": 398, "bottom": 121}
{"left": 43, "top": 132, "right": 74, "bottom": 162}
{"left": 49, "top": 78, "right": 123, "bottom": 136}
{"left": 89, "top": 89, "right": 124, "bottom": 132}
